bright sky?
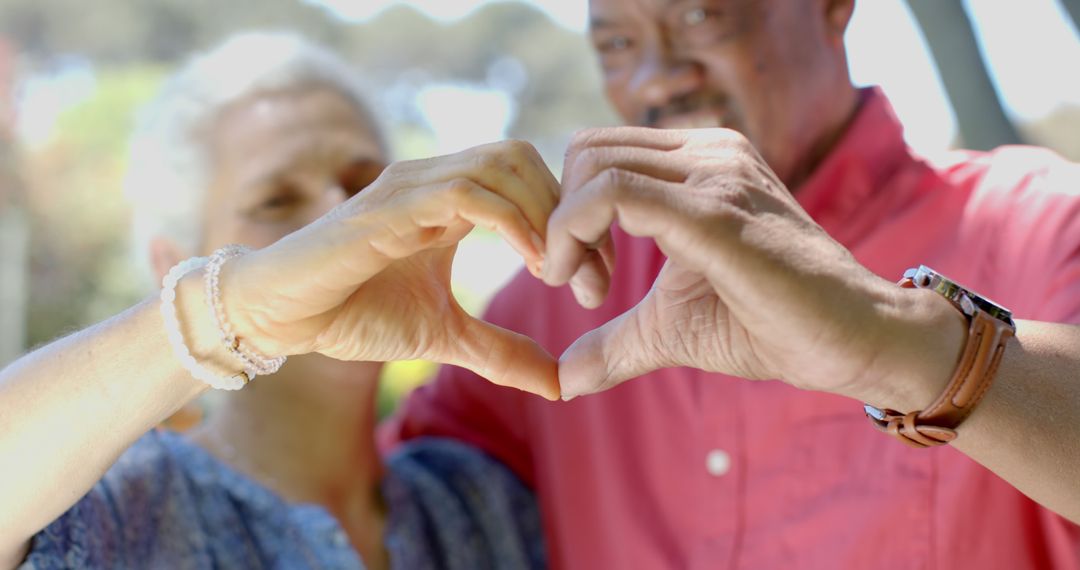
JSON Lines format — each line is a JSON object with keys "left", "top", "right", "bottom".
{"left": 310, "top": 0, "right": 1080, "bottom": 154}
{"left": 305, "top": 0, "right": 589, "bottom": 30}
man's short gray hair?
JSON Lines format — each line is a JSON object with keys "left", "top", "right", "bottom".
{"left": 126, "top": 31, "right": 382, "bottom": 274}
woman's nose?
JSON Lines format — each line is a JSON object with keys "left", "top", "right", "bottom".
{"left": 326, "top": 183, "right": 349, "bottom": 206}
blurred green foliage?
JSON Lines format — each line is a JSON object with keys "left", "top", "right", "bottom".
{"left": 54, "top": 67, "right": 167, "bottom": 159}
{"left": 23, "top": 67, "right": 165, "bottom": 346}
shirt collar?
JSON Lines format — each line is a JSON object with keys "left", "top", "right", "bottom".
{"left": 794, "top": 87, "right": 911, "bottom": 229}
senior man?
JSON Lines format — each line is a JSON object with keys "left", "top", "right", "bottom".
{"left": 386, "top": 0, "right": 1080, "bottom": 568}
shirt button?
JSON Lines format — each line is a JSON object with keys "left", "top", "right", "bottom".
{"left": 332, "top": 530, "right": 349, "bottom": 547}
{"left": 706, "top": 449, "right": 731, "bottom": 477}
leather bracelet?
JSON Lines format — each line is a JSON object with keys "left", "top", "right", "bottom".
{"left": 864, "top": 272, "right": 1016, "bottom": 448}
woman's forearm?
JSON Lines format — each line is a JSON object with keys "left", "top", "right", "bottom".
{"left": 0, "top": 139, "right": 568, "bottom": 566}
{"left": 0, "top": 273, "right": 222, "bottom": 560}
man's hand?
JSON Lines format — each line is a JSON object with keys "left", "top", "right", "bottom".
{"left": 546, "top": 127, "right": 963, "bottom": 405}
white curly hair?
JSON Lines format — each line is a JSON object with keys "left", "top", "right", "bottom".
{"left": 125, "top": 31, "right": 383, "bottom": 277}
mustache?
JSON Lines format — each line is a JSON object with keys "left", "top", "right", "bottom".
{"left": 642, "top": 93, "right": 728, "bottom": 128}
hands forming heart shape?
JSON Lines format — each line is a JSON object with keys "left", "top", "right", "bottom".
{"left": 223, "top": 127, "right": 962, "bottom": 407}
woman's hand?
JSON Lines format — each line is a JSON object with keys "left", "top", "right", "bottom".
{"left": 223, "top": 140, "right": 562, "bottom": 399}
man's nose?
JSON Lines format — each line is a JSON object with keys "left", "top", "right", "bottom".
{"left": 628, "top": 44, "right": 702, "bottom": 112}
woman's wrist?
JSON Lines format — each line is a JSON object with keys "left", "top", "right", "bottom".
{"left": 173, "top": 269, "right": 249, "bottom": 382}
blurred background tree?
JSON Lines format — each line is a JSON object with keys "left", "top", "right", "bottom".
{"left": 906, "top": 0, "right": 1022, "bottom": 150}
{"left": 1060, "top": 0, "right": 1080, "bottom": 32}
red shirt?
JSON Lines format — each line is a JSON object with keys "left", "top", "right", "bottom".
{"left": 383, "top": 89, "right": 1080, "bottom": 569}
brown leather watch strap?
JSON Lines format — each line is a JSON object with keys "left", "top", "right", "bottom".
{"left": 866, "top": 279, "right": 1015, "bottom": 449}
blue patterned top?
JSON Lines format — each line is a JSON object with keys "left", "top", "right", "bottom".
{"left": 20, "top": 430, "right": 545, "bottom": 569}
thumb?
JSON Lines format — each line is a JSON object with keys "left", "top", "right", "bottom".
{"left": 558, "top": 302, "right": 665, "bottom": 400}
{"left": 450, "top": 315, "right": 561, "bottom": 401}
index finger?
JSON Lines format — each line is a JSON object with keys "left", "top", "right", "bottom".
{"left": 565, "top": 127, "right": 689, "bottom": 156}
{"left": 544, "top": 168, "right": 679, "bottom": 287}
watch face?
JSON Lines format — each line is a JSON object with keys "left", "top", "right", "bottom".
{"left": 864, "top": 404, "right": 887, "bottom": 421}
{"left": 905, "top": 266, "right": 1014, "bottom": 326}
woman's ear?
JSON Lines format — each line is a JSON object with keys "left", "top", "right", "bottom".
{"left": 148, "top": 237, "right": 188, "bottom": 284}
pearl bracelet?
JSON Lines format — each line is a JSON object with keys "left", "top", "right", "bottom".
{"left": 160, "top": 256, "right": 251, "bottom": 391}
{"left": 204, "top": 245, "right": 287, "bottom": 378}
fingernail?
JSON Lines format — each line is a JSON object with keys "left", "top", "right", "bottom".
{"left": 572, "top": 286, "right": 592, "bottom": 308}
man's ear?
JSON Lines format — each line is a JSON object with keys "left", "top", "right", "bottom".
{"left": 149, "top": 237, "right": 189, "bottom": 284}
{"left": 824, "top": 0, "right": 856, "bottom": 43}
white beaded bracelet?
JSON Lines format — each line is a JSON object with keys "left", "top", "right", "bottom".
{"left": 160, "top": 256, "right": 252, "bottom": 391}
{"left": 204, "top": 244, "right": 287, "bottom": 377}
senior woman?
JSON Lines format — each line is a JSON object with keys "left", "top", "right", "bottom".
{"left": 0, "top": 33, "right": 557, "bottom": 569}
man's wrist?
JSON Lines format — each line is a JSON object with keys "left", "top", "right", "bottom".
{"left": 857, "top": 287, "right": 968, "bottom": 413}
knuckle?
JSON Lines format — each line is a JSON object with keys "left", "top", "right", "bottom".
{"left": 566, "top": 127, "right": 603, "bottom": 158}
{"left": 502, "top": 139, "right": 543, "bottom": 176}
{"left": 574, "top": 147, "right": 606, "bottom": 176}
{"left": 473, "top": 147, "right": 507, "bottom": 173}
{"left": 710, "top": 194, "right": 752, "bottom": 222}
{"left": 444, "top": 177, "right": 477, "bottom": 201}
{"left": 502, "top": 138, "right": 536, "bottom": 159}
{"left": 720, "top": 127, "right": 752, "bottom": 149}
{"left": 691, "top": 127, "right": 749, "bottom": 151}
{"left": 597, "top": 167, "right": 631, "bottom": 192}
{"left": 567, "top": 128, "right": 594, "bottom": 148}
{"left": 715, "top": 186, "right": 750, "bottom": 209}
{"left": 380, "top": 160, "right": 405, "bottom": 179}
{"left": 719, "top": 127, "right": 745, "bottom": 140}
{"left": 589, "top": 168, "right": 640, "bottom": 205}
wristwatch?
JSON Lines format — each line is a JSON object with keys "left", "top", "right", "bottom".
{"left": 864, "top": 266, "right": 1016, "bottom": 448}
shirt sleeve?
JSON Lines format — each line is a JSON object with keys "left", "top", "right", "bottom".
{"left": 19, "top": 485, "right": 122, "bottom": 570}
{"left": 19, "top": 432, "right": 183, "bottom": 570}
{"left": 982, "top": 148, "right": 1080, "bottom": 323}
{"left": 382, "top": 437, "right": 546, "bottom": 570}
{"left": 379, "top": 269, "right": 539, "bottom": 486}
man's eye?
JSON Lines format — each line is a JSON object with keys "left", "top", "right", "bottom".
{"left": 598, "top": 35, "right": 633, "bottom": 53}
{"left": 684, "top": 7, "right": 708, "bottom": 26}
{"left": 683, "top": 6, "right": 726, "bottom": 27}
{"left": 673, "top": 5, "right": 734, "bottom": 46}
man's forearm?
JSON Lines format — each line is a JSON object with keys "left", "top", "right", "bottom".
{"left": 850, "top": 288, "right": 1080, "bottom": 524}
{"left": 949, "top": 320, "right": 1080, "bottom": 523}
